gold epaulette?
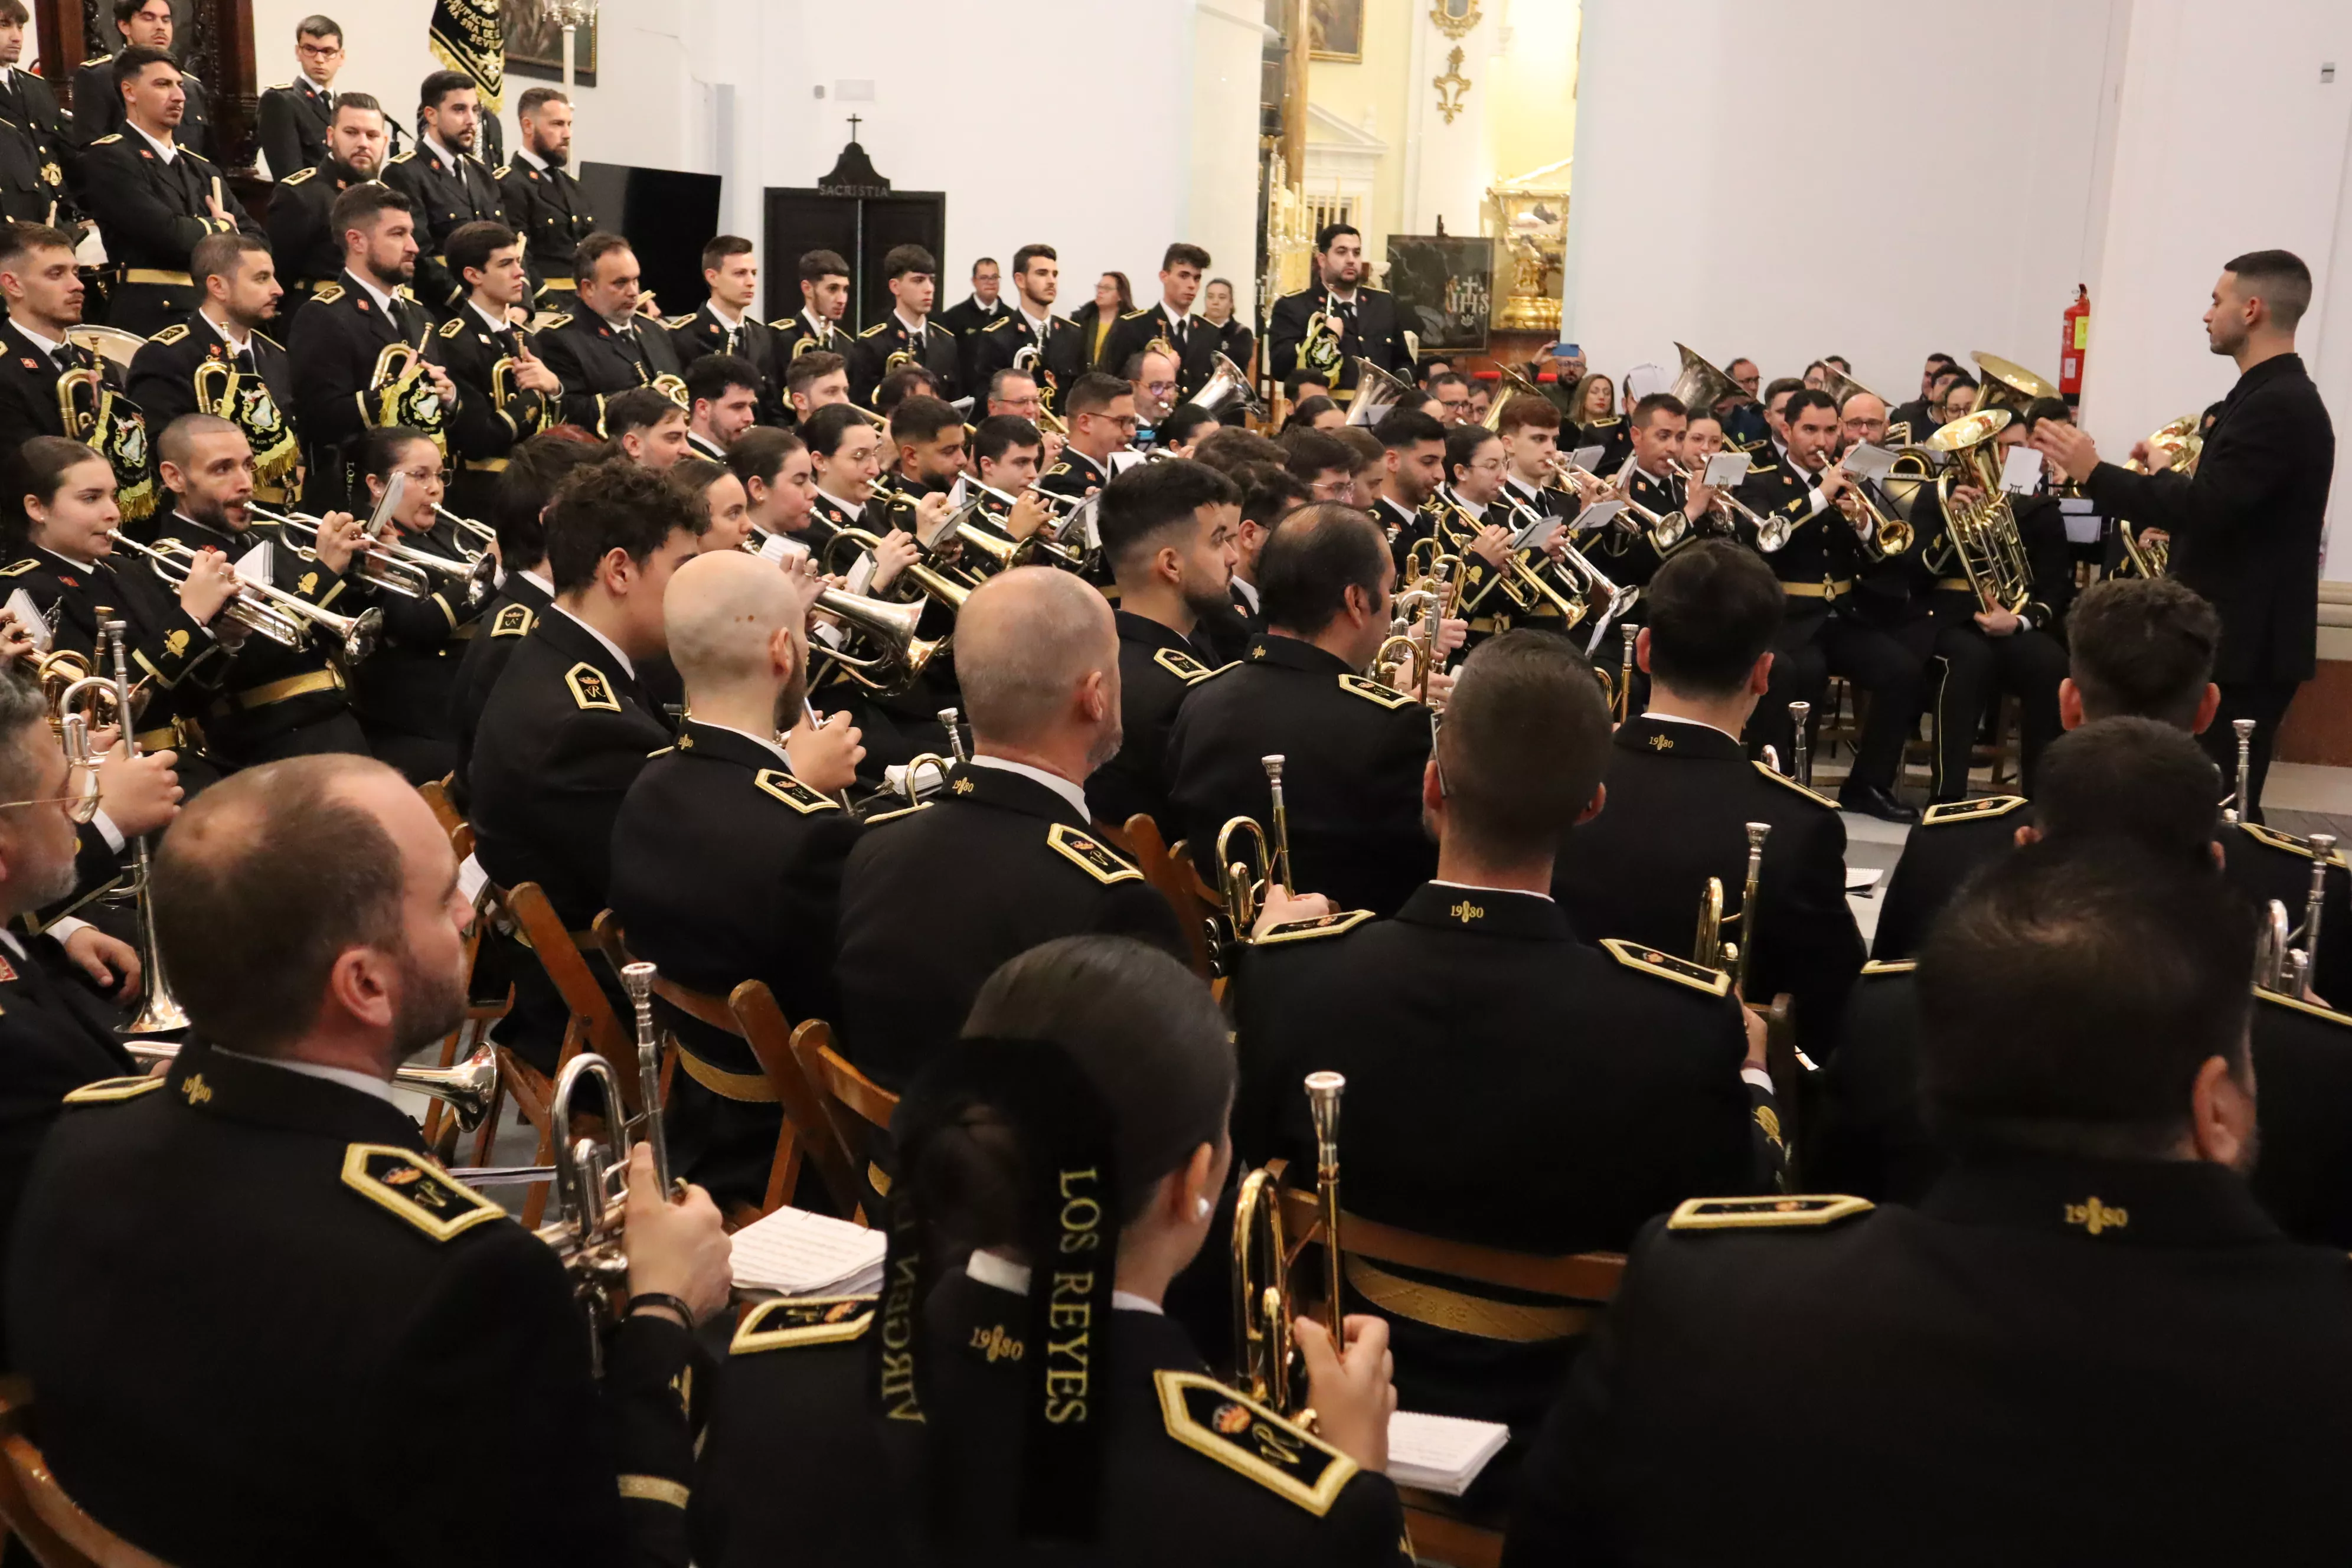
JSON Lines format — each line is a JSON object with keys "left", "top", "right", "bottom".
{"left": 1119, "top": 308, "right": 1151, "bottom": 321}
{"left": 979, "top": 315, "right": 1011, "bottom": 333}
{"left": 730, "top": 1295, "right": 876, "bottom": 1354}
{"left": 857, "top": 321, "right": 890, "bottom": 339}
{"left": 341, "top": 1144, "right": 504, "bottom": 1241}
{"left": 2256, "top": 986, "right": 2352, "bottom": 1028}
{"left": 89, "top": 132, "right": 122, "bottom": 145}
{"left": 863, "top": 799, "right": 932, "bottom": 826}
{"left": 754, "top": 767, "right": 842, "bottom": 815}
{"left": 1860, "top": 958, "right": 1916, "bottom": 977}
{"left": 1338, "top": 672, "right": 1413, "bottom": 710}
{"left": 79, "top": 54, "right": 109, "bottom": 67}
{"left": 437, "top": 317, "right": 466, "bottom": 339}
{"left": 490, "top": 602, "right": 534, "bottom": 637}
{"left": 2237, "top": 821, "right": 2350, "bottom": 865}
{"left": 1667, "top": 1194, "right": 1874, "bottom": 1231}
{"left": 1599, "top": 937, "right": 1732, "bottom": 997}
{"left": 0, "top": 558, "right": 38, "bottom": 577}
{"left": 1921, "top": 795, "right": 2025, "bottom": 826}
{"left": 264, "top": 80, "right": 292, "bottom": 92}
{"left": 1152, "top": 646, "right": 1213, "bottom": 683}
{"left": 660, "top": 313, "right": 694, "bottom": 331}
{"left": 492, "top": 164, "right": 511, "bottom": 179}
{"left": 1752, "top": 761, "right": 1838, "bottom": 810}
{"left": 1046, "top": 822, "right": 1142, "bottom": 885}
{"left": 1156, "top": 1371, "right": 1358, "bottom": 1515}
{"left": 1253, "top": 908, "right": 1374, "bottom": 945}
{"left": 146, "top": 323, "right": 190, "bottom": 345}
{"left": 386, "top": 149, "right": 415, "bottom": 165}
{"left": 61, "top": 1074, "right": 165, "bottom": 1105}
{"left": 645, "top": 746, "right": 674, "bottom": 759}
{"left": 313, "top": 283, "right": 345, "bottom": 304}
{"left": 254, "top": 329, "right": 284, "bottom": 352}
{"left": 279, "top": 165, "right": 316, "bottom": 186}
{"left": 563, "top": 661, "right": 620, "bottom": 712}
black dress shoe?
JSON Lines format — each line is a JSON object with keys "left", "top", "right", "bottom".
{"left": 1838, "top": 783, "right": 1920, "bottom": 824}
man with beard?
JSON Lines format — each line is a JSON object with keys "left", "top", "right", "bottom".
{"left": 6, "top": 753, "right": 732, "bottom": 1563}
{"left": 263, "top": 92, "right": 390, "bottom": 327}
{"left": 498, "top": 87, "right": 596, "bottom": 305}
{"left": 1089, "top": 458, "right": 1241, "bottom": 831}
{"left": 609, "top": 551, "right": 864, "bottom": 1213}
{"left": 126, "top": 233, "right": 300, "bottom": 505}
{"left": 536, "top": 233, "right": 684, "bottom": 435}
{"left": 286, "top": 181, "right": 460, "bottom": 511}
{"left": 832, "top": 567, "right": 1187, "bottom": 1088}
{"left": 1267, "top": 223, "right": 1412, "bottom": 410}
{"left": 381, "top": 71, "right": 508, "bottom": 319}
{"left": 1100, "top": 242, "right": 1223, "bottom": 403}
{"left": 71, "top": 0, "right": 211, "bottom": 157}
{"left": 966, "top": 243, "right": 1087, "bottom": 415}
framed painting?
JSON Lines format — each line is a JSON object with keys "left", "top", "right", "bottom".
{"left": 504, "top": 0, "right": 598, "bottom": 87}
{"left": 1309, "top": 0, "right": 1363, "bottom": 63}
{"left": 1384, "top": 233, "right": 1493, "bottom": 353}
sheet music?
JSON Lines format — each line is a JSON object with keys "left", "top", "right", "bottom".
{"left": 758, "top": 533, "right": 808, "bottom": 567}
{"left": 234, "top": 541, "right": 274, "bottom": 586}
{"left": 730, "top": 1205, "right": 887, "bottom": 1296}
{"left": 6, "top": 589, "right": 48, "bottom": 652}
{"left": 1567, "top": 444, "right": 1606, "bottom": 472}
{"left": 1703, "top": 452, "right": 1752, "bottom": 489}
{"left": 458, "top": 853, "right": 488, "bottom": 904}
{"left": 1386, "top": 1410, "right": 1511, "bottom": 1496}
{"left": 2000, "top": 445, "right": 2046, "bottom": 495}
{"left": 1841, "top": 442, "right": 1898, "bottom": 482}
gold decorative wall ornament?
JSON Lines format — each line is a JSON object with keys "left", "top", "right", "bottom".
{"left": 1430, "top": 0, "right": 1483, "bottom": 42}
{"left": 1433, "top": 47, "right": 1472, "bottom": 124}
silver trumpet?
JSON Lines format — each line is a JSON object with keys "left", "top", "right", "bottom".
{"left": 126, "top": 1039, "right": 502, "bottom": 1129}
{"left": 246, "top": 503, "right": 442, "bottom": 601}
{"left": 2254, "top": 834, "right": 2336, "bottom": 1002}
{"left": 1788, "top": 700, "right": 1812, "bottom": 786}
{"left": 2224, "top": 718, "right": 2257, "bottom": 825}
{"left": 110, "top": 531, "right": 384, "bottom": 662}
{"left": 433, "top": 502, "right": 501, "bottom": 560}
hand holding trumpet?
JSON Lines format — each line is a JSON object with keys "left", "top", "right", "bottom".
{"left": 308, "top": 510, "right": 367, "bottom": 575}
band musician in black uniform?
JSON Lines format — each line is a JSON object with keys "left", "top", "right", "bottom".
{"left": 263, "top": 91, "right": 390, "bottom": 328}
{"left": 254, "top": 12, "right": 342, "bottom": 178}
{"left": 381, "top": 70, "right": 507, "bottom": 320}
{"left": 966, "top": 243, "right": 1088, "bottom": 414}
{"left": 1236, "top": 631, "right": 1774, "bottom": 1506}
{"left": 1034, "top": 370, "right": 1133, "bottom": 508}
{"left": 1734, "top": 387, "right": 1922, "bottom": 822}
{"left": 671, "top": 236, "right": 783, "bottom": 424}
{"left": 0, "top": 223, "right": 146, "bottom": 517}
{"left": 1092, "top": 458, "right": 1240, "bottom": 832}
{"left": 692, "top": 935, "right": 1412, "bottom": 1567}
{"left": 8, "top": 753, "right": 731, "bottom": 1566}
{"left": 1165, "top": 502, "right": 1436, "bottom": 919}
{"left": 537, "top": 233, "right": 684, "bottom": 436}
{"left": 152, "top": 413, "right": 373, "bottom": 766}
{"left": 0, "top": 1, "right": 72, "bottom": 225}
{"left": 1556, "top": 540, "right": 1866, "bottom": 1057}
{"left": 1099, "top": 242, "right": 1224, "bottom": 403}
{"left": 435, "top": 220, "right": 562, "bottom": 522}
{"left": 285, "top": 182, "right": 460, "bottom": 512}
{"left": 1506, "top": 840, "right": 2352, "bottom": 1567}
{"left": 766, "top": 247, "right": 854, "bottom": 391}
{"left": 126, "top": 233, "right": 301, "bottom": 506}
{"left": 846, "top": 243, "right": 960, "bottom": 409}
{"left": 1268, "top": 224, "right": 1412, "bottom": 409}
{"left": 1597, "top": 394, "right": 1721, "bottom": 705}
{"left": 78, "top": 46, "right": 255, "bottom": 337}
{"left": 834, "top": 568, "right": 1186, "bottom": 1089}
{"left": 610, "top": 550, "right": 864, "bottom": 1213}
{"left": 2034, "top": 247, "right": 2337, "bottom": 821}
{"left": 496, "top": 87, "right": 594, "bottom": 305}
{"left": 70, "top": 0, "right": 210, "bottom": 159}
{"left": 467, "top": 458, "right": 703, "bottom": 1069}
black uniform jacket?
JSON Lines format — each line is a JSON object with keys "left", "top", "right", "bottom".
{"left": 0, "top": 543, "right": 221, "bottom": 741}
{"left": 77, "top": 128, "right": 250, "bottom": 267}
{"left": 154, "top": 510, "right": 357, "bottom": 750}
{"left": 495, "top": 155, "right": 595, "bottom": 296}
{"left": 0, "top": 317, "right": 129, "bottom": 502}
{"left": 8, "top": 1037, "right": 703, "bottom": 1568}
{"left": 765, "top": 308, "right": 854, "bottom": 387}
{"left": 0, "top": 68, "right": 70, "bottom": 223}
{"left": 966, "top": 308, "right": 1089, "bottom": 407}
{"left": 346, "top": 521, "right": 487, "bottom": 741}
{"left": 933, "top": 292, "right": 1005, "bottom": 390}
{"left": 286, "top": 270, "right": 442, "bottom": 481}
{"left": 669, "top": 303, "right": 784, "bottom": 424}
{"left": 1236, "top": 883, "right": 1767, "bottom": 1442}
{"left": 469, "top": 605, "right": 671, "bottom": 929}
{"left": 125, "top": 313, "right": 296, "bottom": 451}
{"left": 536, "top": 299, "right": 684, "bottom": 434}
{"left": 1873, "top": 795, "right": 2351, "bottom": 1000}
{"left": 381, "top": 142, "right": 508, "bottom": 314}
{"left": 256, "top": 74, "right": 332, "bottom": 177}
{"left": 263, "top": 158, "right": 368, "bottom": 299}
{"left": 1733, "top": 447, "right": 1854, "bottom": 604}
{"left": 2086, "top": 352, "right": 2334, "bottom": 683}
{"left": 437, "top": 305, "right": 558, "bottom": 505}
{"left": 833, "top": 761, "right": 1185, "bottom": 1089}
{"left": 691, "top": 1270, "right": 1412, "bottom": 1568}
{"left": 1098, "top": 302, "right": 1226, "bottom": 400}
{"left": 448, "top": 570, "right": 552, "bottom": 809}
{"left": 1095, "top": 609, "right": 1219, "bottom": 833}
{"left": 70, "top": 57, "right": 210, "bottom": 158}
{"left": 1502, "top": 1155, "right": 2352, "bottom": 1567}
{"left": 846, "top": 312, "right": 960, "bottom": 407}
{"left": 1164, "top": 633, "right": 1436, "bottom": 919}
{"left": 1266, "top": 283, "right": 1412, "bottom": 399}
{"left": 1555, "top": 715, "right": 1865, "bottom": 1049}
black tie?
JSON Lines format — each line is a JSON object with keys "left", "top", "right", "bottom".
{"left": 1171, "top": 317, "right": 1187, "bottom": 352}
{"left": 235, "top": 348, "right": 256, "bottom": 375}
{"left": 50, "top": 345, "right": 73, "bottom": 372}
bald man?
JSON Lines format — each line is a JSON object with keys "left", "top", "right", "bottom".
{"left": 609, "top": 551, "right": 866, "bottom": 1211}
{"left": 832, "top": 567, "right": 1188, "bottom": 1088}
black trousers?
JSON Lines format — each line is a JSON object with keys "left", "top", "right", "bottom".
{"left": 2205, "top": 679, "right": 2302, "bottom": 825}
{"left": 212, "top": 708, "right": 371, "bottom": 770}
{"left": 1753, "top": 608, "right": 1923, "bottom": 792}
{"left": 1928, "top": 617, "right": 2068, "bottom": 801}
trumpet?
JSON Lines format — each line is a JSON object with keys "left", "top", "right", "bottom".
{"left": 1206, "top": 755, "right": 1298, "bottom": 969}
{"left": 245, "top": 504, "right": 435, "bottom": 601}
{"left": 1495, "top": 490, "right": 1623, "bottom": 621}
{"left": 1788, "top": 700, "right": 1813, "bottom": 786}
{"left": 1692, "top": 822, "right": 1771, "bottom": 998}
{"left": 1595, "top": 464, "right": 1694, "bottom": 558}
{"left": 1231, "top": 1071, "right": 1347, "bottom": 1417}
{"left": 2254, "top": 834, "right": 2336, "bottom": 1002}
{"left": 821, "top": 525, "right": 971, "bottom": 617}
{"left": 805, "top": 583, "right": 949, "bottom": 695}
{"left": 432, "top": 503, "right": 501, "bottom": 560}
{"left": 1827, "top": 455, "right": 1914, "bottom": 560}
{"left": 128, "top": 1038, "right": 502, "bottom": 1129}
{"left": 255, "top": 503, "right": 495, "bottom": 606}
{"left": 110, "top": 532, "right": 385, "bottom": 662}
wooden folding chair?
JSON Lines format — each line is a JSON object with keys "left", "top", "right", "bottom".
{"left": 417, "top": 775, "right": 465, "bottom": 844}
{"left": 728, "top": 983, "right": 866, "bottom": 1220}
{"left": 416, "top": 810, "right": 511, "bottom": 1161}
{"left": 786, "top": 1022, "right": 900, "bottom": 1226}
{"left": 1123, "top": 814, "right": 1217, "bottom": 979}
{"left": 1271, "top": 1193, "right": 1630, "bottom": 1568}
{"left": 0, "top": 1378, "right": 168, "bottom": 1568}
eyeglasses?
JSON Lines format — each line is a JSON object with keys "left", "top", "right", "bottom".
{"left": 0, "top": 759, "right": 100, "bottom": 824}
{"left": 395, "top": 466, "right": 446, "bottom": 489}
{"left": 297, "top": 41, "right": 344, "bottom": 59}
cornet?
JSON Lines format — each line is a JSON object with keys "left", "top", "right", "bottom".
{"left": 1231, "top": 1072, "right": 1347, "bottom": 1417}
{"left": 111, "top": 533, "right": 385, "bottom": 662}
{"left": 1691, "top": 822, "right": 1770, "bottom": 998}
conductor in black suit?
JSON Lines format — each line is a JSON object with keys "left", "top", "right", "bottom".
{"left": 2035, "top": 248, "right": 2336, "bottom": 821}
{"left": 1266, "top": 224, "right": 1413, "bottom": 409}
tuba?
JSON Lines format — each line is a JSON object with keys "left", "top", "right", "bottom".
{"left": 367, "top": 342, "right": 451, "bottom": 455}
{"left": 1691, "top": 822, "right": 1771, "bottom": 998}
{"left": 1970, "top": 351, "right": 2062, "bottom": 420}
{"left": 1669, "top": 342, "right": 1744, "bottom": 419}
{"left": 1186, "top": 350, "right": 1266, "bottom": 420}
{"left": 193, "top": 354, "right": 299, "bottom": 492}
{"left": 1921, "top": 409, "right": 2033, "bottom": 615}
{"left": 1344, "top": 357, "right": 1415, "bottom": 427}
{"left": 1482, "top": 364, "right": 1548, "bottom": 431}
{"left": 1820, "top": 363, "right": 1909, "bottom": 446}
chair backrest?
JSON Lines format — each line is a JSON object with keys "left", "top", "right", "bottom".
{"left": 1275, "top": 1187, "right": 1627, "bottom": 1308}
{"left": 1124, "top": 813, "right": 1217, "bottom": 978}
{"left": 0, "top": 1379, "right": 169, "bottom": 1568}
{"left": 499, "top": 881, "right": 638, "bottom": 1118}
{"left": 786, "top": 1021, "right": 900, "bottom": 1225}
{"left": 725, "top": 982, "right": 862, "bottom": 1219}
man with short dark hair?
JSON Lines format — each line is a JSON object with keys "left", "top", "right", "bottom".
{"left": 937, "top": 254, "right": 1008, "bottom": 389}
{"left": 80, "top": 43, "right": 255, "bottom": 335}
{"left": 496, "top": 87, "right": 594, "bottom": 303}
{"left": 671, "top": 235, "right": 782, "bottom": 424}
{"left": 1166, "top": 502, "right": 1436, "bottom": 917}
{"left": 434, "top": 218, "right": 562, "bottom": 520}
{"left": 1268, "top": 222, "right": 1412, "bottom": 409}
{"left": 262, "top": 92, "right": 387, "bottom": 322}
{"left": 1281, "top": 426, "right": 1357, "bottom": 503}
{"left": 72, "top": 0, "right": 210, "bottom": 156}
{"left": 1035, "top": 371, "right": 1135, "bottom": 505}
{"left": 0, "top": 224, "right": 140, "bottom": 509}
{"left": 1889, "top": 351, "right": 1956, "bottom": 440}
{"left": 848, "top": 243, "right": 958, "bottom": 407}
{"left": 783, "top": 348, "right": 849, "bottom": 423}
{"left": 682, "top": 352, "right": 760, "bottom": 460}
{"left": 0, "top": 0, "right": 72, "bottom": 224}
{"left": 2036, "top": 248, "right": 2334, "bottom": 821}
{"left": 1510, "top": 837, "right": 2352, "bottom": 1566}
{"left": 1100, "top": 241, "right": 1224, "bottom": 401}
{"left": 256, "top": 12, "right": 342, "bottom": 177}
{"left": 968, "top": 242, "right": 1086, "bottom": 413}
{"left": 767, "top": 247, "right": 854, "bottom": 375}
{"left": 1426, "top": 369, "right": 1474, "bottom": 426}
{"left": 1556, "top": 540, "right": 1864, "bottom": 1055}
{"left": 1092, "top": 458, "right": 1240, "bottom": 829}
{"left": 10, "top": 752, "right": 730, "bottom": 1564}
{"left": 381, "top": 70, "right": 508, "bottom": 318}
{"left": 1369, "top": 406, "right": 1448, "bottom": 570}
{"left": 1195, "top": 459, "right": 1314, "bottom": 665}
{"left": 1238, "top": 631, "right": 1770, "bottom": 1496}
{"left": 606, "top": 387, "right": 690, "bottom": 471}
{"left": 126, "top": 231, "right": 299, "bottom": 501}
{"left": 536, "top": 232, "right": 685, "bottom": 435}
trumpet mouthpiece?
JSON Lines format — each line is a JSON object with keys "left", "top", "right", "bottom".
{"left": 1262, "top": 753, "right": 1286, "bottom": 782}
{"left": 621, "top": 961, "right": 655, "bottom": 1000}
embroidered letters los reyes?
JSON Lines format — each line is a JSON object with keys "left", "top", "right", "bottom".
{"left": 1044, "top": 1165, "right": 1103, "bottom": 1423}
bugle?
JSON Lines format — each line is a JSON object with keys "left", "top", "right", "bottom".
{"left": 820, "top": 525, "right": 972, "bottom": 616}
{"left": 1305, "top": 1071, "right": 1346, "bottom": 1361}
{"left": 1230, "top": 1072, "right": 1348, "bottom": 1417}
{"left": 1788, "top": 700, "right": 1812, "bottom": 786}
{"left": 1830, "top": 454, "right": 1914, "bottom": 561}
{"left": 128, "top": 1038, "right": 501, "bottom": 1130}
{"left": 110, "top": 532, "right": 384, "bottom": 662}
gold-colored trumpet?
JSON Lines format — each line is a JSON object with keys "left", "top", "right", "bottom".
{"left": 821, "top": 524, "right": 971, "bottom": 616}
{"left": 1231, "top": 1071, "right": 1348, "bottom": 1419}
{"left": 806, "top": 583, "right": 949, "bottom": 695}
{"left": 2115, "top": 414, "right": 2200, "bottom": 577}
{"left": 1692, "top": 822, "right": 1770, "bottom": 998}
{"left": 1828, "top": 455, "right": 1914, "bottom": 560}
{"left": 111, "top": 532, "right": 384, "bottom": 661}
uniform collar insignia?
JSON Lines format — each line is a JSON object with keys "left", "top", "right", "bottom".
{"left": 162, "top": 1035, "right": 421, "bottom": 1146}
{"left": 1919, "top": 1154, "right": 2284, "bottom": 1248}
{"left": 1396, "top": 881, "right": 1568, "bottom": 940}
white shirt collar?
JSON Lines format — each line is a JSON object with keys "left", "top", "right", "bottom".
{"left": 517, "top": 146, "right": 548, "bottom": 172}
{"left": 550, "top": 600, "right": 636, "bottom": 680}
{"left": 215, "top": 1046, "right": 400, "bottom": 1106}
{"left": 1642, "top": 709, "right": 1745, "bottom": 744}
{"left": 346, "top": 267, "right": 398, "bottom": 315}
{"left": 707, "top": 299, "right": 746, "bottom": 331}
{"left": 424, "top": 132, "right": 463, "bottom": 169}
{"left": 1325, "top": 283, "right": 1358, "bottom": 306}
{"left": 966, "top": 1249, "right": 1162, "bottom": 1315}
{"left": 517, "top": 567, "right": 554, "bottom": 597}
{"left": 966, "top": 753, "right": 1090, "bottom": 823}
{"left": 12, "top": 319, "right": 63, "bottom": 358}
{"left": 893, "top": 308, "right": 926, "bottom": 337}
{"left": 1445, "top": 486, "right": 1486, "bottom": 521}
{"left": 1429, "top": 877, "right": 1554, "bottom": 904}
{"left": 694, "top": 720, "right": 790, "bottom": 766}
{"left": 815, "top": 486, "right": 865, "bottom": 518}
{"left": 1231, "top": 574, "right": 1261, "bottom": 613}
{"left": 1162, "top": 302, "right": 1193, "bottom": 329}
{"left": 200, "top": 308, "right": 253, "bottom": 355}
{"left": 468, "top": 298, "right": 514, "bottom": 335}
{"left": 1019, "top": 304, "right": 1051, "bottom": 336}
{"left": 128, "top": 119, "right": 177, "bottom": 162}
{"left": 803, "top": 307, "right": 833, "bottom": 339}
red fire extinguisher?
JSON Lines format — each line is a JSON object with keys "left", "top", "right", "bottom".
{"left": 2059, "top": 285, "right": 2089, "bottom": 401}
